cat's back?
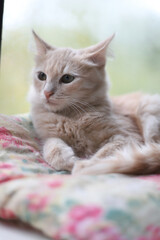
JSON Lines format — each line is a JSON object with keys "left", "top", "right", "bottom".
{"left": 111, "top": 92, "right": 144, "bottom": 115}
{"left": 112, "top": 92, "right": 160, "bottom": 116}
{"left": 112, "top": 92, "right": 160, "bottom": 142}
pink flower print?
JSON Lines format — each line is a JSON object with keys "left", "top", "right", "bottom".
{"left": 27, "top": 193, "right": 49, "bottom": 212}
{"left": 0, "top": 173, "right": 24, "bottom": 183}
{"left": 0, "top": 127, "right": 23, "bottom": 148}
{"left": 11, "top": 116, "right": 22, "bottom": 122}
{"left": 139, "top": 175, "right": 160, "bottom": 190}
{"left": 146, "top": 225, "right": 160, "bottom": 240}
{"left": 0, "top": 163, "right": 14, "bottom": 169}
{"left": 55, "top": 205, "right": 126, "bottom": 240}
{"left": 47, "top": 179, "right": 63, "bottom": 188}
{"left": 0, "top": 208, "right": 16, "bottom": 219}
{"left": 56, "top": 205, "right": 103, "bottom": 239}
{"left": 22, "top": 143, "right": 36, "bottom": 153}
{"left": 136, "top": 225, "right": 160, "bottom": 240}
{"left": 140, "top": 175, "right": 160, "bottom": 182}
{"left": 36, "top": 157, "right": 50, "bottom": 167}
{"left": 36, "top": 158, "right": 45, "bottom": 164}
{"left": 0, "top": 172, "right": 12, "bottom": 183}
{"left": 0, "top": 127, "right": 11, "bottom": 135}
{"left": 90, "top": 225, "right": 126, "bottom": 240}
{"left": 69, "top": 205, "right": 102, "bottom": 221}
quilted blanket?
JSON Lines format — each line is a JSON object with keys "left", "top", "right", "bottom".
{"left": 0, "top": 114, "right": 160, "bottom": 240}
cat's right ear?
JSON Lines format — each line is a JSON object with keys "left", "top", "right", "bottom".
{"left": 32, "top": 30, "right": 54, "bottom": 56}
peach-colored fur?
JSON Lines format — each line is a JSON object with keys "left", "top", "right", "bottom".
{"left": 28, "top": 31, "right": 160, "bottom": 175}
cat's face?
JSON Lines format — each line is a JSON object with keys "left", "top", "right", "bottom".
{"left": 29, "top": 31, "right": 114, "bottom": 113}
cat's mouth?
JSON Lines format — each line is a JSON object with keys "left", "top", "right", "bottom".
{"left": 42, "top": 96, "right": 68, "bottom": 113}
{"left": 43, "top": 98, "right": 64, "bottom": 112}
{"left": 45, "top": 100, "right": 58, "bottom": 106}
{"left": 44, "top": 97, "right": 58, "bottom": 105}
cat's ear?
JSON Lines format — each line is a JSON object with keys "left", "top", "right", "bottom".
{"left": 82, "top": 34, "right": 115, "bottom": 67}
{"left": 32, "top": 30, "right": 54, "bottom": 55}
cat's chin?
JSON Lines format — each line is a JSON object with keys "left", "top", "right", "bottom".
{"left": 43, "top": 101, "right": 65, "bottom": 114}
{"left": 44, "top": 102, "right": 60, "bottom": 112}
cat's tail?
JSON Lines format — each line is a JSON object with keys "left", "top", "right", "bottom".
{"left": 108, "top": 143, "right": 160, "bottom": 175}
{"left": 73, "top": 143, "right": 160, "bottom": 175}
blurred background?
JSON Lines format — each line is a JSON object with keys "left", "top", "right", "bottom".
{"left": 0, "top": 0, "right": 160, "bottom": 115}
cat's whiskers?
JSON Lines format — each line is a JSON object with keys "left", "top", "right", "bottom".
{"left": 47, "top": 94, "right": 96, "bottom": 118}
{"left": 73, "top": 103, "right": 87, "bottom": 114}
{"left": 69, "top": 98, "right": 89, "bottom": 115}
{"left": 69, "top": 100, "right": 84, "bottom": 116}
{"left": 54, "top": 95, "right": 84, "bottom": 117}
{"left": 70, "top": 97, "right": 96, "bottom": 113}
{"left": 75, "top": 100, "right": 96, "bottom": 112}
{"left": 70, "top": 104, "right": 83, "bottom": 117}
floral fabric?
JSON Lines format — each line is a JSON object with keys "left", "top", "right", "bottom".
{"left": 0, "top": 113, "right": 160, "bottom": 240}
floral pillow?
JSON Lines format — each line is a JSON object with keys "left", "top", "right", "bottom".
{"left": 0, "top": 113, "right": 160, "bottom": 240}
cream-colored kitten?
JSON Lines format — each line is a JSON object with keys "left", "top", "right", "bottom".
{"left": 29, "top": 31, "right": 160, "bottom": 175}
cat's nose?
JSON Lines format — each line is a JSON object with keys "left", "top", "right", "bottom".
{"left": 44, "top": 90, "right": 54, "bottom": 100}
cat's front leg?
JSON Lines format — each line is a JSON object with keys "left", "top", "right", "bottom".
{"left": 43, "top": 138, "right": 78, "bottom": 171}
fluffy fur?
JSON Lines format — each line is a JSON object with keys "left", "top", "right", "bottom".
{"left": 28, "top": 31, "right": 160, "bottom": 175}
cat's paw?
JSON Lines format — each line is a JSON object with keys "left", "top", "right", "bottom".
{"left": 43, "top": 138, "right": 77, "bottom": 171}
{"left": 72, "top": 160, "right": 93, "bottom": 175}
{"left": 72, "top": 157, "right": 116, "bottom": 175}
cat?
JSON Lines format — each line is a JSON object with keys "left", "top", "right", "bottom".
{"left": 28, "top": 31, "right": 160, "bottom": 175}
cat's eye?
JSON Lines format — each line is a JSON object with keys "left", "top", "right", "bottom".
{"left": 60, "top": 74, "right": 75, "bottom": 84}
{"left": 37, "top": 72, "right": 47, "bottom": 81}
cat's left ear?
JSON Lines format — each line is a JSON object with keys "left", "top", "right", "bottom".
{"left": 32, "top": 30, "right": 55, "bottom": 56}
{"left": 82, "top": 34, "right": 115, "bottom": 67}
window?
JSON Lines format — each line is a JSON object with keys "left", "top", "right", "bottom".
{"left": 1, "top": 0, "right": 160, "bottom": 114}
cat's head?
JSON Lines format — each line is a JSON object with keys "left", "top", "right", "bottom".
{"left": 29, "top": 31, "right": 114, "bottom": 114}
